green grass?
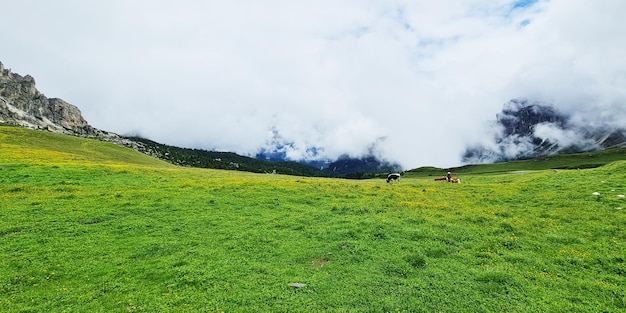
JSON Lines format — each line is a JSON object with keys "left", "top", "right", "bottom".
{"left": 1, "top": 125, "right": 626, "bottom": 312}
{"left": 407, "top": 147, "right": 626, "bottom": 177}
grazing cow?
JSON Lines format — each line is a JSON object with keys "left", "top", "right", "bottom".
{"left": 387, "top": 173, "right": 401, "bottom": 183}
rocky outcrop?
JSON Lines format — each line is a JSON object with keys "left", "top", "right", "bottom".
{"left": 0, "top": 61, "right": 149, "bottom": 151}
{"left": 497, "top": 99, "right": 568, "bottom": 137}
{"left": 1, "top": 61, "right": 96, "bottom": 135}
{"left": 462, "top": 99, "right": 626, "bottom": 163}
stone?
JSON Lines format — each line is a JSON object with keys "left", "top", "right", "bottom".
{"left": 288, "top": 283, "right": 307, "bottom": 289}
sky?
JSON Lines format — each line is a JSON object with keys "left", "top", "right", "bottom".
{"left": 1, "top": 0, "right": 625, "bottom": 169}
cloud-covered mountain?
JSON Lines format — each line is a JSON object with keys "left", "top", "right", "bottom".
{"left": 255, "top": 126, "right": 329, "bottom": 169}
{"left": 462, "top": 99, "right": 626, "bottom": 164}
{"left": 255, "top": 125, "right": 402, "bottom": 174}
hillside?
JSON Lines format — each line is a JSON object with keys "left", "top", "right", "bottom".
{"left": 1, "top": 123, "right": 625, "bottom": 312}
{"left": 409, "top": 147, "right": 626, "bottom": 177}
{"left": 126, "top": 136, "right": 327, "bottom": 176}
{"left": 0, "top": 124, "right": 170, "bottom": 167}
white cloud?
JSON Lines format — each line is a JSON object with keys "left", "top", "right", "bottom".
{"left": 1, "top": 0, "right": 625, "bottom": 169}
{"left": 533, "top": 122, "right": 598, "bottom": 150}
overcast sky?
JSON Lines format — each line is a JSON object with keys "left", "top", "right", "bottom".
{"left": 2, "top": 0, "right": 625, "bottom": 169}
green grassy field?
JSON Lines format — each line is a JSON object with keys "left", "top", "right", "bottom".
{"left": 406, "top": 147, "right": 626, "bottom": 178}
{"left": 1, "top": 125, "right": 625, "bottom": 312}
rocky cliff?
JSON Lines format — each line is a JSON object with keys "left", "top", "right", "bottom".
{"left": 0, "top": 61, "right": 154, "bottom": 154}
{"left": 462, "top": 99, "right": 626, "bottom": 163}
{"left": 1, "top": 61, "right": 101, "bottom": 136}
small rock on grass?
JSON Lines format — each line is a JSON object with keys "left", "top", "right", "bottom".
{"left": 288, "top": 283, "right": 307, "bottom": 289}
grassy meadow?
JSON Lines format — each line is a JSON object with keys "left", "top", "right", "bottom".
{"left": 1, "top": 125, "right": 625, "bottom": 312}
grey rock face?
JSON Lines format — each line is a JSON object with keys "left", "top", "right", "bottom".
{"left": 0, "top": 61, "right": 149, "bottom": 152}
{"left": 0, "top": 61, "right": 93, "bottom": 135}
{"left": 462, "top": 99, "right": 626, "bottom": 164}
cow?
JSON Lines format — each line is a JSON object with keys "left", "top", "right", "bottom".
{"left": 387, "top": 173, "right": 401, "bottom": 183}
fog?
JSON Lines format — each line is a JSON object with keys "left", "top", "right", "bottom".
{"left": 2, "top": 0, "right": 624, "bottom": 168}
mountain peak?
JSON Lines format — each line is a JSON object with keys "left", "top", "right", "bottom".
{"left": 463, "top": 99, "right": 626, "bottom": 163}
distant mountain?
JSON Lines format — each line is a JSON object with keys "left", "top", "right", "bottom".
{"left": 255, "top": 125, "right": 402, "bottom": 176}
{"left": 325, "top": 154, "right": 402, "bottom": 177}
{"left": 254, "top": 127, "right": 330, "bottom": 170}
{"left": 257, "top": 146, "right": 401, "bottom": 177}
{"left": 463, "top": 99, "right": 626, "bottom": 163}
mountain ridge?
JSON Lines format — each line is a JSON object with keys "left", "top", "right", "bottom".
{"left": 462, "top": 99, "right": 626, "bottom": 164}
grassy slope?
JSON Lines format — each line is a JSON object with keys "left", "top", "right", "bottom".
{"left": 407, "top": 147, "right": 626, "bottom": 177}
{"left": 0, "top": 125, "right": 172, "bottom": 167}
{"left": 1, "top": 125, "right": 625, "bottom": 312}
